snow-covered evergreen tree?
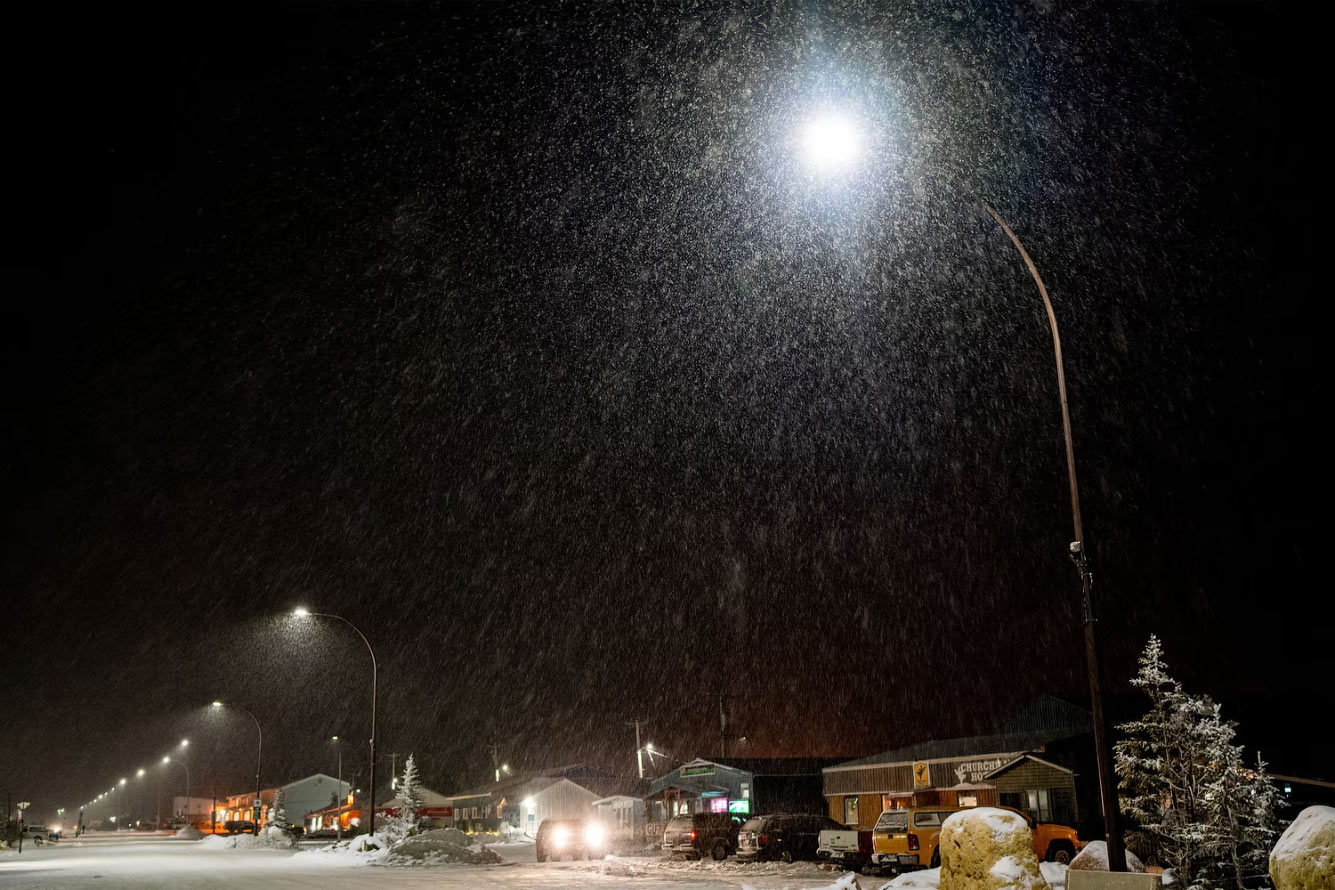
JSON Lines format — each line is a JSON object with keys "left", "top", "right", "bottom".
{"left": 268, "top": 787, "right": 290, "bottom": 832}
{"left": 1117, "top": 636, "right": 1285, "bottom": 890}
{"left": 398, "top": 754, "right": 423, "bottom": 830}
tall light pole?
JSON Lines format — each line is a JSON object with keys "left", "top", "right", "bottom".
{"left": 799, "top": 113, "right": 1125, "bottom": 870}
{"left": 292, "top": 608, "right": 378, "bottom": 834}
{"left": 162, "top": 755, "right": 190, "bottom": 826}
{"left": 212, "top": 700, "right": 262, "bottom": 832}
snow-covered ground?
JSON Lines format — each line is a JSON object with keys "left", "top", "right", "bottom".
{"left": 7, "top": 832, "right": 1064, "bottom": 890}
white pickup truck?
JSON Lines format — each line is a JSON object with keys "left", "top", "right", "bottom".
{"left": 816, "top": 825, "right": 874, "bottom": 871}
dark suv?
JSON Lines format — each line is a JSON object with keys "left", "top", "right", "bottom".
{"left": 736, "top": 813, "right": 845, "bottom": 862}
{"left": 661, "top": 812, "right": 742, "bottom": 860}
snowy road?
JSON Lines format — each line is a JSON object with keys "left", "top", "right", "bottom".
{"left": 0, "top": 834, "right": 876, "bottom": 890}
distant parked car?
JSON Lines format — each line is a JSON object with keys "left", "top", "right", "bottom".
{"left": 736, "top": 813, "right": 845, "bottom": 863}
{"left": 21, "top": 824, "right": 57, "bottom": 843}
{"left": 222, "top": 820, "right": 256, "bottom": 835}
{"left": 535, "top": 818, "right": 607, "bottom": 861}
{"left": 661, "top": 812, "right": 742, "bottom": 861}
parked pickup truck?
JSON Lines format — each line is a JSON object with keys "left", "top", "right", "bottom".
{"left": 816, "top": 826, "right": 875, "bottom": 871}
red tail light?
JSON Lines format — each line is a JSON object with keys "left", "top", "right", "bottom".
{"left": 689, "top": 829, "right": 697, "bottom": 841}
{"left": 758, "top": 833, "right": 769, "bottom": 846}
{"left": 908, "top": 833, "right": 919, "bottom": 851}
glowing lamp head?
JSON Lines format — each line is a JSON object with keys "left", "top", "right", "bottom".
{"left": 211, "top": 700, "right": 223, "bottom": 708}
{"left": 180, "top": 739, "right": 189, "bottom": 748}
{"left": 293, "top": 607, "right": 310, "bottom": 618}
{"left": 802, "top": 113, "right": 860, "bottom": 172}
{"left": 162, "top": 756, "right": 170, "bottom": 764}
{"left": 136, "top": 769, "right": 145, "bottom": 778}
{"left": 119, "top": 779, "right": 127, "bottom": 786}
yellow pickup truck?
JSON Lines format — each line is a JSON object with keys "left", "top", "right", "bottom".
{"left": 871, "top": 806, "right": 1082, "bottom": 873}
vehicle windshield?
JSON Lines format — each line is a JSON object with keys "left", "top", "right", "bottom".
{"left": 875, "top": 810, "right": 910, "bottom": 833}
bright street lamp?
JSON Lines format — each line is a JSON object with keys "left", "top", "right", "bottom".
{"left": 801, "top": 112, "right": 860, "bottom": 173}
{"left": 796, "top": 111, "right": 1125, "bottom": 870}
{"left": 292, "top": 607, "right": 379, "bottom": 834}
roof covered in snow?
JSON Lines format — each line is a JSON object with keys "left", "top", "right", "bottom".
{"left": 829, "top": 696, "right": 1092, "bottom": 771}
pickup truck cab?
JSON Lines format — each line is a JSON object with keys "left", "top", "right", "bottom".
{"left": 872, "top": 807, "right": 956, "bottom": 872}
{"left": 871, "top": 806, "right": 1083, "bottom": 873}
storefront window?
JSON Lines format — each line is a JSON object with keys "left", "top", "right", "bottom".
{"left": 1026, "top": 789, "right": 1051, "bottom": 821}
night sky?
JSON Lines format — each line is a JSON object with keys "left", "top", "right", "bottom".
{"left": 2, "top": 1, "right": 1327, "bottom": 819}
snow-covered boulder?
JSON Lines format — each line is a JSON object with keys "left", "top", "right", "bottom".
{"left": 1067, "top": 841, "right": 1145, "bottom": 873}
{"left": 1270, "top": 805, "right": 1335, "bottom": 890}
{"left": 939, "top": 807, "right": 1049, "bottom": 890}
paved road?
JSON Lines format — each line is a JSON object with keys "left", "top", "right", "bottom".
{"left": 0, "top": 832, "right": 861, "bottom": 890}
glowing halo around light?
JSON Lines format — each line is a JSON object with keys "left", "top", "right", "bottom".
{"left": 802, "top": 113, "right": 860, "bottom": 172}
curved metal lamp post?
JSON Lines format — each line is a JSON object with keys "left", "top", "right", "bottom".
{"left": 799, "top": 115, "right": 1125, "bottom": 870}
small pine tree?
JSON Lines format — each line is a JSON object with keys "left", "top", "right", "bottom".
{"left": 398, "top": 755, "right": 424, "bottom": 830}
{"left": 268, "top": 787, "right": 290, "bottom": 832}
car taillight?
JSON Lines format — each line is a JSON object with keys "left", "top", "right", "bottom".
{"left": 908, "top": 833, "right": 919, "bottom": 851}
{"left": 689, "top": 829, "right": 697, "bottom": 841}
{"left": 758, "top": 833, "right": 769, "bottom": 846}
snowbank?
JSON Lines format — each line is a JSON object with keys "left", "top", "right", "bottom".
{"left": 1270, "top": 805, "right": 1335, "bottom": 890}
{"left": 199, "top": 830, "right": 295, "bottom": 851}
{"left": 289, "top": 828, "right": 501, "bottom": 868}
{"left": 175, "top": 825, "right": 204, "bottom": 840}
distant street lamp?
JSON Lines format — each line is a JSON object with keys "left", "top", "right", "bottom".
{"left": 163, "top": 756, "right": 190, "bottom": 825}
{"left": 212, "top": 700, "right": 263, "bottom": 832}
{"left": 798, "top": 111, "right": 1125, "bottom": 870}
{"left": 293, "top": 608, "right": 379, "bottom": 834}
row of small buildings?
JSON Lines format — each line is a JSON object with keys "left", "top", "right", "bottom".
{"left": 177, "top": 696, "right": 1332, "bottom": 839}
{"left": 371, "top": 696, "right": 1109, "bottom": 838}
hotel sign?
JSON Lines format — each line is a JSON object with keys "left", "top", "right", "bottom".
{"left": 952, "top": 758, "right": 1007, "bottom": 784}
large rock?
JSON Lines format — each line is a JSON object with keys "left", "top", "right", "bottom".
{"left": 1270, "top": 805, "right": 1335, "bottom": 890}
{"left": 939, "top": 807, "right": 1049, "bottom": 890}
{"left": 1068, "top": 841, "right": 1146, "bottom": 873}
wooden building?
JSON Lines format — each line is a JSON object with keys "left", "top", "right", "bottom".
{"left": 823, "top": 696, "right": 1099, "bottom": 836}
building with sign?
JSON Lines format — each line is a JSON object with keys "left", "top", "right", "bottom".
{"left": 647, "top": 757, "right": 841, "bottom": 822}
{"left": 822, "top": 697, "right": 1099, "bottom": 836}
{"left": 374, "top": 786, "right": 456, "bottom": 828}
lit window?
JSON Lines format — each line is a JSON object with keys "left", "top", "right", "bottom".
{"left": 843, "top": 796, "right": 859, "bottom": 825}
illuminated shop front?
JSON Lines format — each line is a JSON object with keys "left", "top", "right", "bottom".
{"left": 647, "top": 758, "right": 837, "bottom": 822}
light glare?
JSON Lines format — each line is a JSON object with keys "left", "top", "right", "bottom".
{"left": 803, "top": 114, "right": 860, "bottom": 172}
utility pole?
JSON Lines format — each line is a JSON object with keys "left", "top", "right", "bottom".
{"left": 331, "top": 736, "right": 344, "bottom": 842}
{"left": 626, "top": 718, "right": 647, "bottom": 778}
